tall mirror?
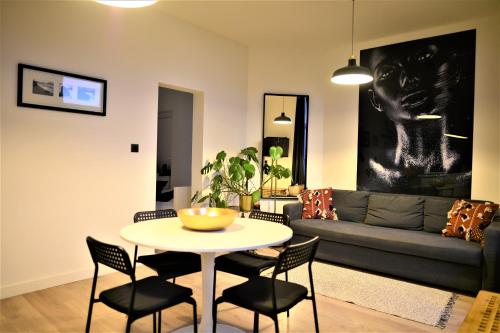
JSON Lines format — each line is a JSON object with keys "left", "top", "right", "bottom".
{"left": 262, "top": 93, "right": 309, "bottom": 198}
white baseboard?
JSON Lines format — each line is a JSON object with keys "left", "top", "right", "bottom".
{"left": 0, "top": 266, "right": 114, "bottom": 300}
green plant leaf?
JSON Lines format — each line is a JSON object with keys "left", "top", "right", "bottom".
{"left": 229, "top": 156, "right": 241, "bottom": 165}
{"left": 191, "top": 191, "right": 200, "bottom": 203}
{"left": 270, "top": 165, "right": 291, "bottom": 179}
{"left": 269, "top": 145, "right": 283, "bottom": 161}
{"left": 215, "top": 197, "right": 228, "bottom": 208}
{"left": 213, "top": 160, "right": 223, "bottom": 170}
{"left": 201, "top": 162, "right": 213, "bottom": 175}
{"left": 251, "top": 190, "right": 261, "bottom": 203}
{"left": 241, "top": 147, "right": 258, "bottom": 163}
{"left": 242, "top": 160, "right": 255, "bottom": 178}
{"left": 216, "top": 151, "right": 226, "bottom": 161}
{"left": 212, "top": 174, "right": 223, "bottom": 187}
{"left": 229, "top": 163, "right": 243, "bottom": 181}
{"left": 197, "top": 195, "right": 210, "bottom": 203}
{"left": 282, "top": 168, "right": 291, "bottom": 179}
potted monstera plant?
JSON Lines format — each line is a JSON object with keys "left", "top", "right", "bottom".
{"left": 192, "top": 146, "right": 290, "bottom": 211}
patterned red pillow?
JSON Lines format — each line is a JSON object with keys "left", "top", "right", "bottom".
{"left": 442, "top": 199, "right": 499, "bottom": 243}
{"left": 299, "top": 188, "right": 338, "bottom": 220}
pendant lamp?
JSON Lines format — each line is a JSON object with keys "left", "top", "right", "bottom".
{"left": 273, "top": 96, "right": 292, "bottom": 124}
{"left": 331, "top": 0, "right": 373, "bottom": 85}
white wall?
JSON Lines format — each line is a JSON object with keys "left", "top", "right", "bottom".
{"left": 0, "top": 0, "right": 247, "bottom": 298}
{"left": 158, "top": 87, "right": 193, "bottom": 187}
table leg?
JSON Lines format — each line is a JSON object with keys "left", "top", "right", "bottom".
{"left": 199, "top": 252, "right": 215, "bottom": 333}
{"left": 174, "top": 253, "right": 244, "bottom": 333}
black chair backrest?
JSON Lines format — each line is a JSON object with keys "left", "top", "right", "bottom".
{"left": 134, "top": 209, "right": 177, "bottom": 223}
{"left": 249, "top": 210, "right": 290, "bottom": 226}
{"left": 86, "top": 236, "right": 133, "bottom": 276}
{"left": 273, "top": 236, "right": 319, "bottom": 276}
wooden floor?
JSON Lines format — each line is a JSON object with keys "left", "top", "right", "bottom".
{"left": 0, "top": 266, "right": 474, "bottom": 333}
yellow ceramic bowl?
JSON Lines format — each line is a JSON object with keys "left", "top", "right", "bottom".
{"left": 178, "top": 207, "right": 238, "bottom": 231}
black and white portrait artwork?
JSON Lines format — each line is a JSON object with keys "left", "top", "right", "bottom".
{"left": 357, "top": 30, "right": 475, "bottom": 197}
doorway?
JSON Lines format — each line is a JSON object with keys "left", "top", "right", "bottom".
{"left": 156, "top": 87, "right": 193, "bottom": 210}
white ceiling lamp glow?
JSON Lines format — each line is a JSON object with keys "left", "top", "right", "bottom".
{"left": 331, "top": 0, "right": 373, "bottom": 85}
{"left": 96, "top": 0, "right": 157, "bottom": 8}
{"left": 273, "top": 96, "right": 292, "bottom": 125}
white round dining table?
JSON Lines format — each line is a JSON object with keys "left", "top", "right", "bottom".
{"left": 120, "top": 217, "right": 293, "bottom": 333}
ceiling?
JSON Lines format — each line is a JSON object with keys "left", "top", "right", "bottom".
{"left": 156, "top": 0, "right": 500, "bottom": 47}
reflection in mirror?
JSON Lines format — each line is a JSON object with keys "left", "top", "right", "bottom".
{"left": 262, "top": 93, "right": 309, "bottom": 198}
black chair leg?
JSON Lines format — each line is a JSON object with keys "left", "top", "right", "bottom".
{"left": 153, "top": 313, "right": 157, "bottom": 333}
{"left": 312, "top": 296, "right": 319, "bottom": 333}
{"left": 173, "top": 277, "right": 176, "bottom": 284}
{"left": 273, "top": 315, "right": 279, "bottom": 333}
{"left": 85, "top": 300, "right": 94, "bottom": 333}
{"left": 212, "top": 269, "right": 217, "bottom": 305}
{"left": 125, "top": 318, "right": 132, "bottom": 333}
{"left": 86, "top": 270, "right": 98, "bottom": 333}
{"left": 253, "top": 312, "right": 259, "bottom": 333}
{"left": 192, "top": 299, "right": 198, "bottom": 333}
{"left": 285, "top": 272, "right": 290, "bottom": 317}
{"left": 158, "top": 311, "right": 162, "bottom": 333}
{"left": 213, "top": 298, "right": 221, "bottom": 333}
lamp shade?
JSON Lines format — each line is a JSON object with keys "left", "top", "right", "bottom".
{"left": 263, "top": 137, "right": 289, "bottom": 157}
{"left": 331, "top": 58, "right": 373, "bottom": 85}
{"left": 273, "top": 112, "right": 292, "bottom": 124}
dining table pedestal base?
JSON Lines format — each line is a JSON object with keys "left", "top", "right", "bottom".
{"left": 173, "top": 323, "right": 245, "bottom": 333}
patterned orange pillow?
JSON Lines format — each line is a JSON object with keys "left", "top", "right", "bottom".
{"left": 299, "top": 188, "right": 338, "bottom": 220}
{"left": 442, "top": 199, "right": 498, "bottom": 243}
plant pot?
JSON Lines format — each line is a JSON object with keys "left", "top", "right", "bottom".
{"left": 288, "top": 184, "right": 305, "bottom": 196}
{"left": 239, "top": 195, "right": 253, "bottom": 212}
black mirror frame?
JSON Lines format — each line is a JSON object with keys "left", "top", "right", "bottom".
{"left": 262, "top": 93, "right": 309, "bottom": 198}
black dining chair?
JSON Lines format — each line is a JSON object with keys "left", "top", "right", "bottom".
{"left": 212, "top": 211, "right": 290, "bottom": 312}
{"left": 133, "top": 209, "right": 201, "bottom": 282}
{"left": 85, "top": 236, "right": 197, "bottom": 333}
{"left": 213, "top": 236, "right": 320, "bottom": 333}
{"left": 213, "top": 211, "right": 290, "bottom": 279}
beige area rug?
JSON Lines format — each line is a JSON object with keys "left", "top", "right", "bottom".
{"left": 265, "top": 261, "right": 457, "bottom": 328}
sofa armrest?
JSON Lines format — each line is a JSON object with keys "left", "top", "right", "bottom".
{"left": 482, "top": 220, "right": 500, "bottom": 291}
{"left": 283, "top": 202, "right": 303, "bottom": 221}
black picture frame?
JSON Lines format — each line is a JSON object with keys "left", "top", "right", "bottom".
{"left": 17, "top": 63, "right": 107, "bottom": 116}
{"left": 356, "top": 30, "right": 476, "bottom": 198}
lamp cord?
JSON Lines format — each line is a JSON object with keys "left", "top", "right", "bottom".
{"left": 351, "top": 0, "right": 355, "bottom": 56}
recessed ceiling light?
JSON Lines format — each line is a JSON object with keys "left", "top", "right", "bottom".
{"left": 416, "top": 114, "right": 442, "bottom": 120}
{"left": 96, "top": 1, "right": 157, "bottom": 8}
{"left": 444, "top": 133, "right": 468, "bottom": 139}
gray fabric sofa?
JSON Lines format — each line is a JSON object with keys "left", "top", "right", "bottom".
{"left": 284, "top": 189, "right": 500, "bottom": 293}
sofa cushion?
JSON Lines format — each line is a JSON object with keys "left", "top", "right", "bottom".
{"left": 364, "top": 194, "right": 424, "bottom": 231}
{"left": 423, "top": 196, "right": 456, "bottom": 233}
{"left": 290, "top": 219, "right": 482, "bottom": 267}
{"left": 299, "top": 188, "right": 338, "bottom": 220}
{"left": 332, "top": 189, "right": 369, "bottom": 223}
{"left": 442, "top": 199, "right": 499, "bottom": 243}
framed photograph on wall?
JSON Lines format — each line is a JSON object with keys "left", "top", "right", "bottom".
{"left": 356, "top": 30, "right": 476, "bottom": 198}
{"left": 17, "top": 64, "right": 107, "bottom": 116}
